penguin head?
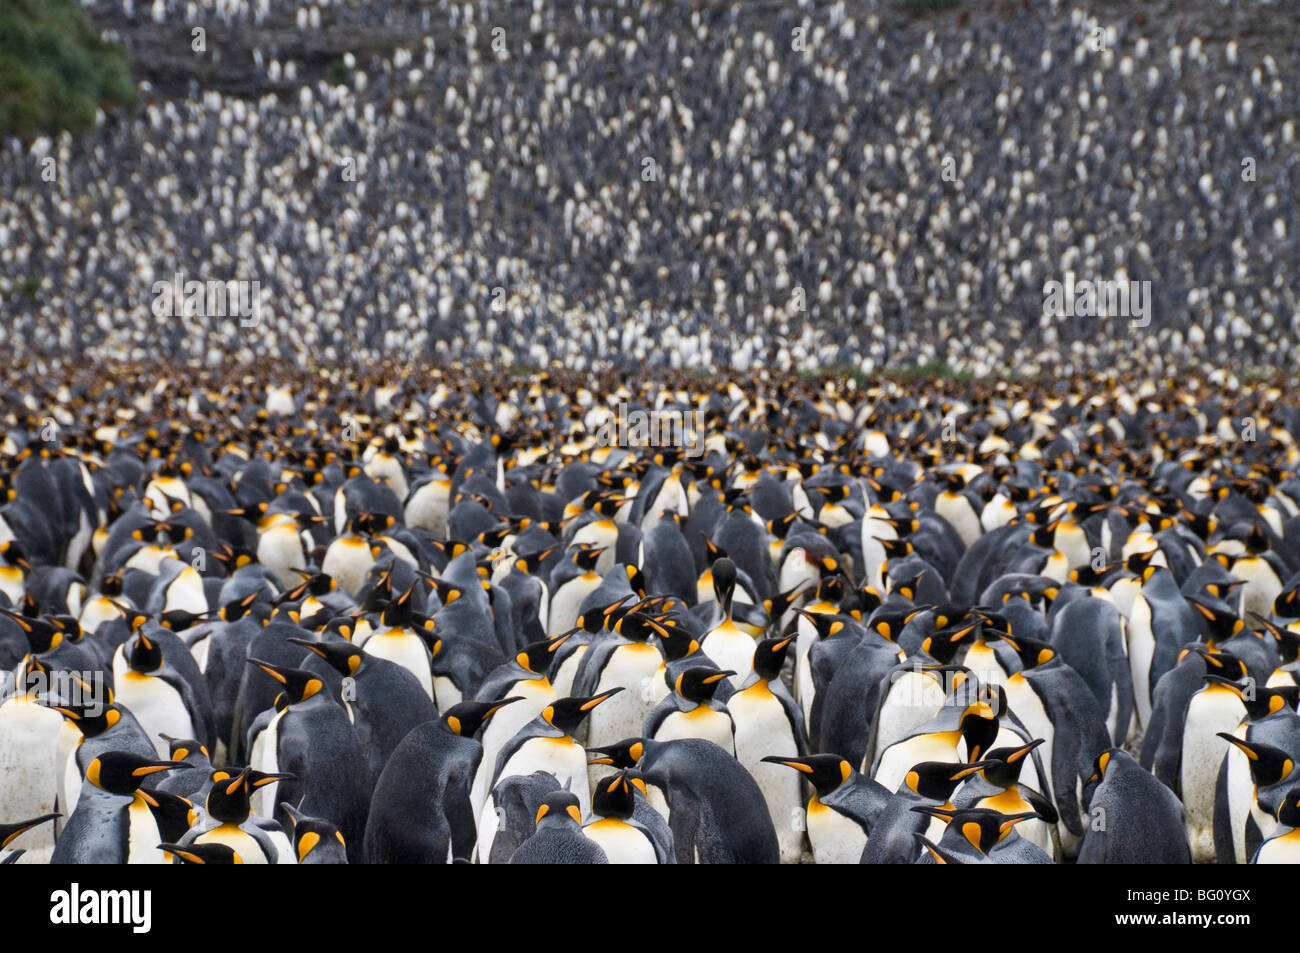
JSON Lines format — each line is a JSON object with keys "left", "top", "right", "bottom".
{"left": 570, "top": 545, "right": 605, "bottom": 572}
{"left": 219, "top": 590, "right": 263, "bottom": 623}
{"left": 0, "top": 541, "right": 32, "bottom": 571}
{"left": 1188, "top": 596, "right": 1245, "bottom": 642}
{"left": 159, "top": 608, "right": 215, "bottom": 632}
{"left": 979, "top": 739, "right": 1045, "bottom": 788}
{"left": 141, "top": 789, "right": 198, "bottom": 844}
{"left": 761, "top": 754, "right": 853, "bottom": 798}
{"left": 759, "top": 579, "right": 806, "bottom": 621}
{"left": 541, "top": 689, "right": 623, "bottom": 735}
{"left": 85, "top": 752, "right": 186, "bottom": 796}
{"left": 1274, "top": 585, "right": 1300, "bottom": 622}
{"left": 45, "top": 697, "right": 125, "bottom": 738}
{"left": 712, "top": 557, "right": 737, "bottom": 609}
{"left": 1257, "top": 619, "right": 1300, "bottom": 665}
{"left": 246, "top": 659, "right": 326, "bottom": 705}
{"left": 288, "top": 636, "right": 363, "bottom": 676}
{"left": 379, "top": 583, "right": 420, "bottom": 629}
{"left": 920, "top": 619, "right": 979, "bottom": 664}
{"left": 1242, "top": 685, "right": 1300, "bottom": 721}
{"left": 587, "top": 738, "right": 646, "bottom": 769}
{"left": 126, "top": 630, "right": 165, "bottom": 674}
{"left": 614, "top": 610, "right": 671, "bottom": 644}
{"left": 281, "top": 802, "right": 347, "bottom": 863}
{"left": 1194, "top": 647, "right": 1248, "bottom": 682}
{"left": 0, "top": 609, "right": 63, "bottom": 655}
{"left": 672, "top": 666, "right": 733, "bottom": 703}
{"left": 159, "top": 842, "right": 242, "bottom": 865}
{"left": 514, "top": 637, "right": 563, "bottom": 675}
{"left": 958, "top": 695, "right": 1002, "bottom": 762}
{"left": 992, "top": 632, "right": 1056, "bottom": 671}
{"left": 1274, "top": 790, "right": 1300, "bottom": 828}
{"left": 591, "top": 771, "right": 637, "bottom": 820}
{"left": 905, "top": 761, "right": 990, "bottom": 800}
{"left": 205, "top": 768, "right": 254, "bottom": 824}
{"left": 159, "top": 735, "right": 209, "bottom": 765}
{"left": 751, "top": 633, "right": 795, "bottom": 681}
{"left": 1216, "top": 734, "right": 1296, "bottom": 788}
{"left": 793, "top": 608, "right": 849, "bottom": 642}
{"left": 655, "top": 626, "right": 701, "bottom": 663}
{"left": 535, "top": 791, "right": 584, "bottom": 829}
{"left": 911, "top": 806, "right": 1038, "bottom": 855}
{"left": 1087, "top": 750, "right": 1120, "bottom": 787}
{"left": 443, "top": 697, "right": 522, "bottom": 738}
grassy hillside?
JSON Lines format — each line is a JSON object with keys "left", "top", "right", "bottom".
{"left": 0, "top": 0, "right": 134, "bottom": 139}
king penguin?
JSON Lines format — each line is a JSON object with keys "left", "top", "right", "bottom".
{"left": 582, "top": 770, "right": 665, "bottom": 863}
{"left": 50, "top": 751, "right": 186, "bottom": 864}
{"left": 509, "top": 791, "right": 608, "bottom": 864}
{"left": 364, "top": 698, "right": 520, "bottom": 863}
{"left": 730, "top": 633, "right": 806, "bottom": 864}
{"left": 1077, "top": 750, "right": 1191, "bottom": 864}
{"left": 763, "top": 754, "right": 889, "bottom": 864}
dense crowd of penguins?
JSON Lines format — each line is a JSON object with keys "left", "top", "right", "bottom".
{"left": 2, "top": 0, "right": 1297, "bottom": 375}
{"left": 0, "top": 363, "right": 1299, "bottom": 864}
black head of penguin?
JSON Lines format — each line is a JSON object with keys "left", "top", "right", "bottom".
{"left": 958, "top": 695, "right": 1003, "bottom": 763}
{"left": 760, "top": 581, "right": 808, "bottom": 623}
{"left": 991, "top": 632, "right": 1057, "bottom": 671}
{"left": 570, "top": 546, "right": 605, "bottom": 573}
{"left": 1194, "top": 647, "right": 1248, "bottom": 682}
{"left": 1242, "top": 685, "right": 1300, "bottom": 720}
{"left": 1274, "top": 582, "right": 1300, "bottom": 621}
{"left": 613, "top": 610, "right": 671, "bottom": 644}
{"left": 380, "top": 583, "right": 421, "bottom": 629}
{"left": 45, "top": 694, "right": 126, "bottom": 739}
{"left": 542, "top": 689, "right": 624, "bottom": 735}
{"left": 281, "top": 802, "right": 348, "bottom": 863}
{"left": 0, "top": 608, "right": 64, "bottom": 654}
{"left": 1275, "top": 790, "right": 1300, "bottom": 828}
{"left": 160, "top": 842, "right": 242, "bottom": 864}
{"left": 275, "top": 570, "right": 337, "bottom": 605}
{"left": 752, "top": 633, "right": 796, "bottom": 682}
{"left": 761, "top": 754, "right": 852, "bottom": 798}
{"left": 288, "top": 637, "right": 362, "bottom": 677}
{"left": 444, "top": 697, "right": 523, "bottom": 739}
{"left": 577, "top": 594, "right": 635, "bottom": 634}
{"left": 653, "top": 625, "right": 701, "bottom": 663}
{"left": 125, "top": 629, "right": 165, "bottom": 673}
{"left": 85, "top": 751, "right": 186, "bottom": 796}
{"left": 920, "top": 620, "right": 980, "bottom": 664}
{"left": 712, "top": 557, "right": 737, "bottom": 608}
{"left": 218, "top": 590, "right": 264, "bottom": 624}
{"left": 912, "top": 806, "right": 1039, "bottom": 855}
{"left": 158, "top": 608, "right": 217, "bottom": 633}
{"left": 793, "top": 608, "right": 849, "bottom": 643}
{"left": 672, "top": 666, "right": 734, "bottom": 704}
{"left": 591, "top": 771, "right": 637, "bottom": 820}
{"left": 905, "top": 761, "right": 993, "bottom": 800}
{"left": 246, "top": 659, "right": 327, "bottom": 705}
{"left": 1257, "top": 620, "right": 1300, "bottom": 666}
{"left": 159, "top": 735, "right": 208, "bottom": 764}
{"left": 141, "top": 788, "right": 197, "bottom": 845}
{"left": 534, "top": 791, "right": 584, "bottom": 828}
{"left": 587, "top": 738, "right": 646, "bottom": 769}
{"left": 979, "top": 739, "right": 1046, "bottom": 788}
{"left": 1187, "top": 595, "right": 1245, "bottom": 643}
{"left": 1216, "top": 734, "right": 1296, "bottom": 788}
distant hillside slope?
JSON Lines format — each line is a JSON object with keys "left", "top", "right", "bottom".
{"left": 0, "top": 0, "right": 134, "bottom": 138}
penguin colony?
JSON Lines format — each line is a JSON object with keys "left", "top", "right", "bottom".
{"left": 2, "top": 0, "right": 1298, "bottom": 374}
{"left": 2, "top": 361, "right": 1300, "bottom": 865}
